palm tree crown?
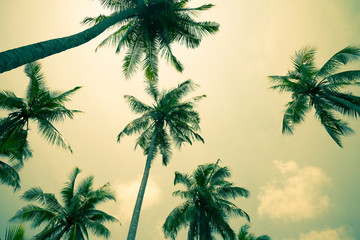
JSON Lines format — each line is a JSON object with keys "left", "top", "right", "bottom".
{"left": 269, "top": 45, "right": 360, "bottom": 147}
{"left": 118, "top": 79, "right": 205, "bottom": 240}
{"left": 81, "top": 0, "right": 219, "bottom": 81}
{"left": 118, "top": 79, "right": 205, "bottom": 165}
{"left": 0, "top": 0, "right": 219, "bottom": 75}
{"left": 163, "top": 160, "right": 250, "bottom": 240}
{"left": 0, "top": 61, "right": 81, "bottom": 190}
{"left": 237, "top": 224, "right": 271, "bottom": 240}
{"left": 10, "top": 167, "right": 118, "bottom": 240}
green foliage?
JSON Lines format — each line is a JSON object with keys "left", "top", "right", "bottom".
{"left": 118, "top": 79, "right": 205, "bottom": 165}
{"left": 1, "top": 225, "right": 25, "bottom": 240}
{"left": 0, "top": 62, "right": 81, "bottom": 190}
{"left": 163, "top": 161, "right": 250, "bottom": 240}
{"left": 237, "top": 224, "right": 271, "bottom": 240}
{"left": 10, "top": 167, "right": 119, "bottom": 239}
{"left": 269, "top": 45, "right": 360, "bottom": 147}
{"left": 82, "top": 0, "right": 219, "bottom": 81}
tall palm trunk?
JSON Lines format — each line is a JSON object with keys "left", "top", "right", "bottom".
{"left": 126, "top": 127, "right": 159, "bottom": 240}
{"left": 0, "top": 9, "right": 136, "bottom": 74}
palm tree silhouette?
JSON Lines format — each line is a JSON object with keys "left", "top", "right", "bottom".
{"left": 0, "top": 0, "right": 219, "bottom": 75}
{"left": 269, "top": 45, "right": 360, "bottom": 147}
{"left": 118, "top": 80, "right": 205, "bottom": 240}
{"left": 10, "top": 167, "right": 118, "bottom": 239}
{"left": 0, "top": 61, "right": 81, "bottom": 190}
{"left": 163, "top": 160, "right": 250, "bottom": 240}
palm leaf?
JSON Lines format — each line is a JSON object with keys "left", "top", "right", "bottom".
{"left": 281, "top": 95, "right": 310, "bottom": 134}
{"left": 0, "top": 160, "right": 21, "bottom": 191}
{"left": 36, "top": 117, "right": 72, "bottom": 152}
{"left": 313, "top": 99, "right": 354, "bottom": 147}
{"left": 317, "top": 45, "right": 360, "bottom": 78}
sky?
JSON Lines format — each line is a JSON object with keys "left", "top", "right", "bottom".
{"left": 1, "top": 0, "right": 360, "bottom": 239}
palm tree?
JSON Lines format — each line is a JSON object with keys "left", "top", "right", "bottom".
{"left": 237, "top": 224, "right": 271, "bottom": 240}
{"left": 0, "top": 0, "right": 219, "bottom": 75}
{"left": 118, "top": 79, "right": 205, "bottom": 240}
{"left": 1, "top": 225, "right": 25, "bottom": 240}
{"left": 0, "top": 61, "right": 81, "bottom": 190}
{"left": 269, "top": 45, "right": 360, "bottom": 147}
{"left": 163, "top": 160, "right": 250, "bottom": 240}
{"left": 10, "top": 167, "right": 119, "bottom": 239}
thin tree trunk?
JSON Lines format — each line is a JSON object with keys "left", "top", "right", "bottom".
{"left": 0, "top": 9, "right": 137, "bottom": 74}
{"left": 126, "top": 127, "right": 159, "bottom": 240}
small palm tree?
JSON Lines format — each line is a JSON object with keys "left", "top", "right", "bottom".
{"left": 0, "top": 0, "right": 219, "bottom": 75}
{"left": 10, "top": 167, "right": 119, "bottom": 239}
{"left": 118, "top": 79, "right": 205, "bottom": 240}
{"left": 163, "top": 160, "right": 250, "bottom": 240}
{"left": 1, "top": 225, "right": 25, "bottom": 240}
{"left": 269, "top": 45, "right": 360, "bottom": 147}
{"left": 0, "top": 61, "right": 81, "bottom": 190}
{"left": 237, "top": 224, "right": 271, "bottom": 240}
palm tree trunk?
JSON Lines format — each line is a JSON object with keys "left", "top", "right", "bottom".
{"left": 0, "top": 9, "right": 137, "bottom": 74}
{"left": 126, "top": 127, "right": 159, "bottom": 240}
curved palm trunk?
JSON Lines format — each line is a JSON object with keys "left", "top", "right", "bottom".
{"left": 0, "top": 9, "right": 136, "bottom": 74}
{"left": 126, "top": 127, "right": 159, "bottom": 240}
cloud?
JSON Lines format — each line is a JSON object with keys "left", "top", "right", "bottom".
{"left": 116, "top": 176, "right": 161, "bottom": 221}
{"left": 258, "top": 160, "right": 330, "bottom": 221}
{"left": 294, "top": 227, "right": 355, "bottom": 240}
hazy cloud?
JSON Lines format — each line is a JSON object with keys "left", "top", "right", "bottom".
{"left": 284, "top": 227, "right": 356, "bottom": 240}
{"left": 258, "top": 160, "right": 330, "bottom": 221}
{"left": 116, "top": 177, "right": 161, "bottom": 221}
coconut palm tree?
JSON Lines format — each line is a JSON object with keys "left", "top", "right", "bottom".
{"left": 0, "top": 61, "right": 81, "bottom": 190}
{"left": 0, "top": 0, "right": 219, "bottom": 76}
{"left": 237, "top": 224, "right": 271, "bottom": 240}
{"left": 10, "top": 167, "right": 118, "bottom": 240}
{"left": 163, "top": 160, "right": 250, "bottom": 240}
{"left": 118, "top": 79, "right": 205, "bottom": 240}
{"left": 1, "top": 225, "right": 25, "bottom": 240}
{"left": 269, "top": 45, "right": 360, "bottom": 147}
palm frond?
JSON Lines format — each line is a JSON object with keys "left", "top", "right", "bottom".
{"left": 96, "top": 0, "right": 135, "bottom": 12}
{"left": 36, "top": 117, "right": 72, "bottom": 152}
{"left": 124, "top": 95, "right": 152, "bottom": 114}
{"left": 4, "top": 224, "right": 25, "bottom": 240}
{"left": 290, "top": 46, "right": 316, "bottom": 73}
{"left": 313, "top": 99, "right": 354, "bottom": 147}
{"left": 144, "top": 80, "right": 160, "bottom": 101}
{"left": 157, "top": 128, "right": 172, "bottom": 166}
{"left": 81, "top": 14, "right": 112, "bottom": 26}
{"left": 317, "top": 45, "right": 360, "bottom": 78}
{"left": 142, "top": 40, "right": 159, "bottom": 82}
{"left": 0, "top": 91, "right": 25, "bottom": 110}
{"left": 21, "top": 187, "right": 62, "bottom": 211}
{"left": 61, "top": 167, "right": 81, "bottom": 207}
{"left": 324, "top": 70, "right": 360, "bottom": 87}
{"left": 52, "top": 86, "right": 82, "bottom": 103}
{"left": 281, "top": 95, "right": 310, "bottom": 135}
{"left": 117, "top": 115, "right": 152, "bottom": 142}
{"left": 25, "top": 62, "right": 47, "bottom": 102}
{"left": 0, "top": 160, "right": 21, "bottom": 191}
